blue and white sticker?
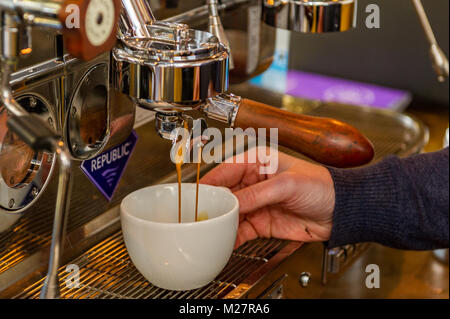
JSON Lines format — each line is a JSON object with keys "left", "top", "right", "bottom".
{"left": 81, "top": 130, "right": 138, "bottom": 201}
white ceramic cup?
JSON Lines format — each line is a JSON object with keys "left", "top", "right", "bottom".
{"left": 120, "top": 183, "right": 239, "bottom": 291}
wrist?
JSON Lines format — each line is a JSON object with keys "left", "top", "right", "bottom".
{"left": 326, "top": 158, "right": 402, "bottom": 248}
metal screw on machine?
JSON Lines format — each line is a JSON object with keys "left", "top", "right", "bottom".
{"left": 299, "top": 272, "right": 311, "bottom": 288}
{"left": 31, "top": 187, "right": 39, "bottom": 198}
{"left": 29, "top": 97, "right": 37, "bottom": 108}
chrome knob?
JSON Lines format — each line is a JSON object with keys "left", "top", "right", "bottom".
{"left": 299, "top": 272, "right": 311, "bottom": 288}
{"left": 155, "top": 112, "right": 187, "bottom": 141}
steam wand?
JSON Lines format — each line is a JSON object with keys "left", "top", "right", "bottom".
{"left": 412, "top": 0, "right": 449, "bottom": 82}
{"left": 207, "top": 0, "right": 234, "bottom": 69}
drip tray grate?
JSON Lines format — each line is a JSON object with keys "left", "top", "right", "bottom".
{"left": 15, "top": 231, "right": 298, "bottom": 299}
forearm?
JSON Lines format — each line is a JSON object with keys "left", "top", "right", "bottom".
{"left": 327, "top": 148, "right": 449, "bottom": 250}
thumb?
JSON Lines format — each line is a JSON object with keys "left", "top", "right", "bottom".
{"left": 234, "top": 174, "right": 292, "bottom": 214}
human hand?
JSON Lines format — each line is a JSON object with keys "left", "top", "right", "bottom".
{"left": 201, "top": 148, "right": 336, "bottom": 248}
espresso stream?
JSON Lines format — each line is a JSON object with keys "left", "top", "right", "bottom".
{"left": 175, "top": 122, "right": 205, "bottom": 223}
{"left": 194, "top": 146, "right": 202, "bottom": 222}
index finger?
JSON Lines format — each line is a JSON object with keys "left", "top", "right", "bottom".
{"left": 200, "top": 162, "right": 255, "bottom": 189}
{"left": 201, "top": 148, "right": 260, "bottom": 188}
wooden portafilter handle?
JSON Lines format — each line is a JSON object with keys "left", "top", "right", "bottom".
{"left": 233, "top": 99, "right": 375, "bottom": 168}
{"left": 58, "top": 0, "right": 121, "bottom": 60}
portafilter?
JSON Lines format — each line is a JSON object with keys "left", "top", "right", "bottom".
{"left": 113, "top": 11, "right": 373, "bottom": 168}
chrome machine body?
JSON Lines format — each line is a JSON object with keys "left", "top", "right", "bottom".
{"left": 0, "top": 0, "right": 445, "bottom": 299}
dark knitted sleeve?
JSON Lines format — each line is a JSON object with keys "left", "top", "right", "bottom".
{"left": 327, "top": 147, "right": 449, "bottom": 250}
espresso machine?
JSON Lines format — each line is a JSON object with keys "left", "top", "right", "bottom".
{"left": 0, "top": 0, "right": 444, "bottom": 299}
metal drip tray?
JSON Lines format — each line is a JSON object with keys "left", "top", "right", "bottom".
{"left": 15, "top": 232, "right": 301, "bottom": 299}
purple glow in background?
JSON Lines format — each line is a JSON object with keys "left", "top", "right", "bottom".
{"left": 285, "top": 70, "right": 411, "bottom": 110}
{"left": 251, "top": 68, "right": 412, "bottom": 111}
